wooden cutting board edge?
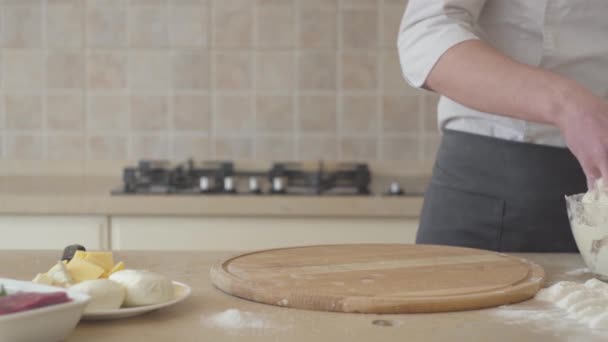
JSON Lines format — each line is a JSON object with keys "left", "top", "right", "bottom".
{"left": 209, "top": 245, "right": 547, "bottom": 314}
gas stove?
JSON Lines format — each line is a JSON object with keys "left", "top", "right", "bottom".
{"left": 111, "top": 159, "right": 397, "bottom": 196}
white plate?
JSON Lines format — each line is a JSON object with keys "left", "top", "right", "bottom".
{"left": 0, "top": 278, "right": 90, "bottom": 342}
{"left": 81, "top": 281, "right": 191, "bottom": 320}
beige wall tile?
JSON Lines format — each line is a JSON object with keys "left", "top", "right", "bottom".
{"left": 384, "top": 0, "right": 407, "bottom": 6}
{"left": 130, "top": 134, "right": 169, "bottom": 159}
{"left": 382, "top": 50, "right": 418, "bottom": 94}
{"left": 298, "top": 95, "right": 337, "bottom": 133}
{"left": 215, "top": 95, "right": 253, "bottom": 133}
{"left": 298, "top": 52, "right": 336, "bottom": 90}
{"left": 255, "top": 51, "right": 293, "bottom": 91}
{"left": 88, "top": 135, "right": 128, "bottom": 160}
{"left": 341, "top": 0, "right": 379, "bottom": 8}
{"left": 131, "top": 0, "right": 167, "bottom": 5}
{"left": 171, "top": 135, "right": 211, "bottom": 160}
{"left": 47, "top": 0, "right": 83, "bottom": 5}
{"left": 214, "top": 51, "right": 251, "bottom": 90}
{"left": 172, "top": 94, "right": 211, "bottom": 131}
{"left": 129, "top": 6, "right": 168, "bottom": 47}
{"left": 214, "top": 137, "right": 253, "bottom": 159}
{"left": 172, "top": 50, "right": 209, "bottom": 89}
{"left": 382, "top": 95, "right": 420, "bottom": 133}
{"left": 47, "top": 3, "right": 84, "bottom": 47}
{"left": 5, "top": 94, "right": 42, "bottom": 129}
{"left": 47, "top": 135, "right": 86, "bottom": 160}
{"left": 129, "top": 51, "right": 170, "bottom": 90}
{"left": 381, "top": 135, "right": 420, "bottom": 161}
{"left": 256, "top": 0, "right": 291, "bottom": 5}
{"left": 88, "top": 94, "right": 129, "bottom": 130}
{"left": 0, "top": 0, "right": 426, "bottom": 163}
{"left": 423, "top": 94, "right": 440, "bottom": 132}
{"left": 341, "top": 8, "right": 378, "bottom": 49}
{"left": 1, "top": 5, "right": 42, "bottom": 48}
{"left": 298, "top": 136, "right": 337, "bottom": 160}
{"left": 86, "top": 2, "right": 127, "bottom": 47}
{"left": 423, "top": 134, "right": 441, "bottom": 161}
{"left": 298, "top": 0, "right": 337, "bottom": 8}
{"left": 2, "top": 51, "right": 44, "bottom": 90}
{"left": 47, "top": 51, "right": 85, "bottom": 89}
{"left": 172, "top": 0, "right": 208, "bottom": 5}
{"left": 382, "top": 4, "right": 402, "bottom": 48}
{"left": 339, "top": 137, "right": 378, "bottom": 161}
{"left": 214, "top": 0, "right": 252, "bottom": 10}
{"left": 340, "top": 95, "right": 377, "bottom": 134}
{"left": 4, "top": 0, "right": 45, "bottom": 5}
{"left": 130, "top": 95, "right": 168, "bottom": 131}
{"left": 213, "top": 7, "right": 253, "bottom": 47}
{"left": 298, "top": 9, "right": 336, "bottom": 48}
{"left": 256, "top": 6, "right": 294, "bottom": 48}
{"left": 255, "top": 136, "right": 294, "bottom": 160}
{"left": 170, "top": 5, "right": 208, "bottom": 47}
{"left": 5, "top": 134, "right": 43, "bottom": 159}
{"left": 256, "top": 95, "right": 293, "bottom": 132}
{"left": 47, "top": 93, "right": 85, "bottom": 130}
{"left": 87, "top": 52, "right": 127, "bottom": 89}
{"left": 341, "top": 52, "right": 378, "bottom": 90}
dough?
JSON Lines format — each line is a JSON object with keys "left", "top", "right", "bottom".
{"left": 70, "top": 279, "right": 125, "bottom": 312}
{"left": 109, "top": 269, "right": 174, "bottom": 307}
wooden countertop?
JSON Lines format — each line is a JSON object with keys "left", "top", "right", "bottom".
{"left": 1, "top": 250, "right": 605, "bottom": 342}
{"left": 0, "top": 160, "right": 430, "bottom": 218}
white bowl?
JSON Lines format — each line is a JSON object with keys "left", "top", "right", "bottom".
{"left": 0, "top": 278, "right": 90, "bottom": 342}
{"left": 566, "top": 194, "right": 608, "bottom": 281}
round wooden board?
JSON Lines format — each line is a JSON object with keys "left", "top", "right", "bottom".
{"left": 210, "top": 244, "right": 546, "bottom": 314}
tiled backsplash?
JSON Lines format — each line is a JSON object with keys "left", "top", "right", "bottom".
{"left": 0, "top": 0, "right": 440, "bottom": 161}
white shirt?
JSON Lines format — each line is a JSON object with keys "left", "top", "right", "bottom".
{"left": 398, "top": 0, "right": 608, "bottom": 147}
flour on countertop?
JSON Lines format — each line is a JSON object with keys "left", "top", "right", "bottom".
{"left": 564, "top": 268, "right": 591, "bottom": 276}
{"left": 205, "top": 309, "right": 267, "bottom": 329}
{"left": 494, "top": 279, "right": 608, "bottom": 333}
{"left": 203, "top": 308, "right": 291, "bottom": 332}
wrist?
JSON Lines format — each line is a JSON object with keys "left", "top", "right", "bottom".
{"left": 547, "top": 78, "right": 591, "bottom": 129}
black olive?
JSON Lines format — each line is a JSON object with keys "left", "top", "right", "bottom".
{"left": 61, "top": 244, "right": 86, "bottom": 261}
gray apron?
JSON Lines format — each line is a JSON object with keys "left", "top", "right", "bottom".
{"left": 417, "top": 130, "right": 586, "bottom": 252}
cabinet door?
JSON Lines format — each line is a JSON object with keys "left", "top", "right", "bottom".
{"left": 111, "top": 216, "right": 419, "bottom": 251}
{"left": 0, "top": 215, "right": 109, "bottom": 250}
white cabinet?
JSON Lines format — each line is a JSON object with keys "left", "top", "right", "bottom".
{"left": 0, "top": 215, "right": 109, "bottom": 250}
{"left": 110, "top": 216, "right": 419, "bottom": 251}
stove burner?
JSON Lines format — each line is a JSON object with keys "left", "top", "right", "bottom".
{"left": 114, "top": 160, "right": 372, "bottom": 196}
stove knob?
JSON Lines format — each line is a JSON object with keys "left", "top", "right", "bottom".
{"left": 387, "top": 182, "right": 404, "bottom": 196}
{"left": 223, "top": 176, "right": 236, "bottom": 193}
{"left": 199, "top": 176, "right": 211, "bottom": 192}
{"left": 271, "top": 177, "right": 286, "bottom": 194}
{"left": 248, "top": 177, "right": 262, "bottom": 194}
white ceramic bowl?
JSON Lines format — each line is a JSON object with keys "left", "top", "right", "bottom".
{"left": 566, "top": 194, "right": 608, "bottom": 281}
{"left": 0, "top": 278, "right": 90, "bottom": 342}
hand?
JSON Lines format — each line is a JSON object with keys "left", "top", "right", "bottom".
{"left": 556, "top": 89, "right": 608, "bottom": 189}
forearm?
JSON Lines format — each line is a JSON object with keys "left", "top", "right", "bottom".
{"left": 424, "top": 39, "right": 592, "bottom": 128}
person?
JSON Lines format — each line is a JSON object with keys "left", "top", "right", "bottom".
{"left": 398, "top": 1, "right": 608, "bottom": 252}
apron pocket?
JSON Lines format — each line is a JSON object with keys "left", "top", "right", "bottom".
{"left": 416, "top": 183, "right": 505, "bottom": 251}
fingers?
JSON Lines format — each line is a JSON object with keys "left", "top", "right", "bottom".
{"left": 599, "top": 162, "right": 608, "bottom": 190}
{"left": 580, "top": 160, "right": 601, "bottom": 191}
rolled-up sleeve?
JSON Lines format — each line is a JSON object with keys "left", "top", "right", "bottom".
{"left": 397, "top": 0, "right": 487, "bottom": 88}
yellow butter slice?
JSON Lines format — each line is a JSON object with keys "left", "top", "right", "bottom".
{"left": 66, "top": 258, "right": 105, "bottom": 283}
{"left": 110, "top": 261, "right": 125, "bottom": 274}
{"left": 73, "top": 250, "right": 115, "bottom": 273}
